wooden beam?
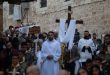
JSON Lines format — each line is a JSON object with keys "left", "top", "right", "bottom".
{"left": 56, "top": 19, "right": 83, "bottom": 24}
{"left": 56, "top": 6, "right": 83, "bottom": 24}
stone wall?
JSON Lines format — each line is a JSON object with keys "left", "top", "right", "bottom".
{"left": 27, "top": 0, "right": 110, "bottom": 37}
{"left": 4, "top": 3, "right": 29, "bottom": 31}
{"left": 6, "top": 0, "right": 110, "bottom": 37}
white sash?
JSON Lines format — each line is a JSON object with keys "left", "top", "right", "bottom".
{"left": 58, "top": 19, "right": 76, "bottom": 49}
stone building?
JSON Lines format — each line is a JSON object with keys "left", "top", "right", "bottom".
{"left": 28, "top": 0, "right": 110, "bottom": 37}
{"left": 2, "top": 2, "right": 29, "bottom": 31}
{"left": 3, "top": 0, "right": 110, "bottom": 37}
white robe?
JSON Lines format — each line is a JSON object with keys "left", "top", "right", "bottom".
{"left": 78, "top": 38, "right": 95, "bottom": 63}
{"left": 41, "top": 40, "right": 61, "bottom": 75}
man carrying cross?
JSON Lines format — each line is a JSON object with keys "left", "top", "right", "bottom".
{"left": 56, "top": 6, "right": 83, "bottom": 75}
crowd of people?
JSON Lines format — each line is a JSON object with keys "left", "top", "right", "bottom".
{"left": 0, "top": 25, "right": 110, "bottom": 75}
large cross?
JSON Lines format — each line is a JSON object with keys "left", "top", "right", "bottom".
{"left": 56, "top": 6, "right": 83, "bottom": 69}
{"left": 56, "top": 6, "right": 83, "bottom": 26}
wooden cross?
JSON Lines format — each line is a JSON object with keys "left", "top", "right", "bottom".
{"left": 56, "top": 6, "right": 83, "bottom": 26}
{"left": 56, "top": 6, "right": 83, "bottom": 68}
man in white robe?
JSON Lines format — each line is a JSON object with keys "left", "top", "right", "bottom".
{"left": 78, "top": 31, "right": 96, "bottom": 66}
{"left": 41, "top": 31, "right": 61, "bottom": 75}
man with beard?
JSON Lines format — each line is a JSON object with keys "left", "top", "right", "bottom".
{"left": 78, "top": 31, "right": 95, "bottom": 67}
{"left": 41, "top": 31, "right": 61, "bottom": 75}
{"left": 104, "top": 34, "right": 110, "bottom": 54}
{"left": 101, "top": 34, "right": 110, "bottom": 75}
